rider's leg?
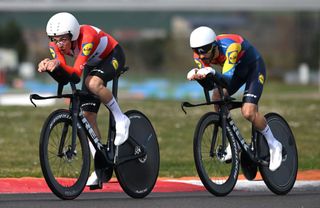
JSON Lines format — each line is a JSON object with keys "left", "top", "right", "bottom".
{"left": 212, "top": 88, "right": 229, "bottom": 112}
{"left": 82, "top": 111, "right": 102, "bottom": 186}
{"left": 241, "top": 103, "right": 282, "bottom": 171}
{"left": 82, "top": 111, "right": 101, "bottom": 157}
{"left": 83, "top": 77, "right": 130, "bottom": 187}
{"left": 241, "top": 57, "right": 282, "bottom": 171}
{"left": 85, "top": 75, "right": 130, "bottom": 146}
{"left": 83, "top": 111, "right": 102, "bottom": 138}
{"left": 83, "top": 45, "right": 129, "bottom": 187}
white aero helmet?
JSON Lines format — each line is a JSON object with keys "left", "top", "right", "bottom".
{"left": 190, "top": 26, "right": 216, "bottom": 48}
{"left": 46, "top": 12, "right": 80, "bottom": 41}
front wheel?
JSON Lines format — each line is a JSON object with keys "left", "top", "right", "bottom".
{"left": 39, "top": 109, "right": 90, "bottom": 200}
{"left": 193, "top": 112, "right": 239, "bottom": 196}
{"left": 115, "top": 110, "right": 160, "bottom": 198}
{"left": 258, "top": 113, "right": 298, "bottom": 195}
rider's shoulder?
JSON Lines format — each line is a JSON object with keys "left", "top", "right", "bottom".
{"left": 80, "top": 25, "right": 98, "bottom": 34}
{"left": 217, "top": 34, "right": 244, "bottom": 42}
{"left": 78, "top": 25, "right": 100, "bottom": 42}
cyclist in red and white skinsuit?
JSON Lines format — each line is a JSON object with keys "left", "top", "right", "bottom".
{"left": 37, "top": 12, "right": 130, "bottom": 187}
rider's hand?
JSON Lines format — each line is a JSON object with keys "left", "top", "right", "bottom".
{"left": 187, "top": 68, "right": 198, "bottom": 80}
{"left": 187, "top": 67, "right": 216, "bottom": 80}
{"left": 45, "top": 59, "right": 60, "bottom": 72}
{"left": 197, "top": 67, "right": 216, "bottom": 78}
{"left": 37, "top": 59, "right": 60, "bottom": 72}
{"left": 38, "top": 58, "right": 50, "bottom": 72}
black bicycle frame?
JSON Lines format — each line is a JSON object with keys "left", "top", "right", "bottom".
{"left": 30, "top": 66, "right": 147, "bottom": 166}
{"left": 65, "top": 75, "right": 119, "bottom": 167}
{"left": 181, "top": 85, "right": 269, "bottom": 166}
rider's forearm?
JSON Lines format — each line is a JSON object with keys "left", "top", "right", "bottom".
{"left": 59, "top": 62, "right": 82, "bottom": 78}
{"left": 214, "top": 71, "right": 229, "bottom": 89}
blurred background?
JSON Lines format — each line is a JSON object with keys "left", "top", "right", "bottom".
{"left": 0, "top": 0, "right": 319, "bottom": 102}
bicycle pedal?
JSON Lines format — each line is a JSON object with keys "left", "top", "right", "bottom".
{"left": 225, "top": 159, "right": 232, "bottom": 164}
{"left": 89, "top": 183, "right": 103, "bottom": 190}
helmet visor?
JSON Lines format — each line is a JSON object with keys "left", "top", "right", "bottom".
{"left": 193, "top": 42, "right": 217, "bottom": 55}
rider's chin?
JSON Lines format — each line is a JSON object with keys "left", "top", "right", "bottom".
{"left": 202, "top": 59, "right": 210, "bottom": 65}
{"left": 60, "top": 49, "right": 67, "bottom": 54}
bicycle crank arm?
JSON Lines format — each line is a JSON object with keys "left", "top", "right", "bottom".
{"left": 115, "top": 152, "right": 147, "bottom": 166}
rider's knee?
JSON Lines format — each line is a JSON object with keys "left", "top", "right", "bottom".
{"left": 242, "top": 106, "right": 256, "bottom": 122}
{"left": 85, "top": 77, "right": 104, "bottom": 93}
{"left": 211, "top": 90, "right": 219, "bottom": 101}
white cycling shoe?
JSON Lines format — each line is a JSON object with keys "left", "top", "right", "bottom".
{"left": 114, "top": 116, "right": 131, "bottom": 146}
{"left": 269, "top": 141, "right": 283, "bottom": 171}
{"left": 86, "top": 171, "right": 98, "bottom": 186}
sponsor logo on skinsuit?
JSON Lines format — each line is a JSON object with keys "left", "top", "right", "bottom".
{"left": 112, "top": 58, "right": 119, "bottom": 70}
{"left": 228, "top": 51, "right": 238, "bottom": 64}
{"left": 82, "top": 43, "right": 93, "bottom": 56}
{"left": 259, "top": 74, "right": 264, "bottom": 84}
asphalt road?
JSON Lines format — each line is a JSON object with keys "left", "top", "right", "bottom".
{"left": 1, "top": 189, "right": 319, "bottom": 208}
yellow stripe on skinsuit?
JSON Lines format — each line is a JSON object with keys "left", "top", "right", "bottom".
{"left": 222, "top": 43, "right": 241, "bottom": 74}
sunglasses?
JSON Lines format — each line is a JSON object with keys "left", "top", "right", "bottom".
{"left": 193, "top": 42, "right": 217, "bottom": 55}
{"left": 50, "top": 36, "right": 71, "bottom": 46}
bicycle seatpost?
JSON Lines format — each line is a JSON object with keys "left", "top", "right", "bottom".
{"left": 112, "top": 76, "right": 119, "bottom": 100}
{"left": 108, "top": 69, "right": 121, "bottom": 149}
{"left": 111, "top": 66, "right": 129, "bottom": 100}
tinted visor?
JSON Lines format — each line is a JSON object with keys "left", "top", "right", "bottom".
{"left": 193, "top": 42, "right": 217, "bottom": 55}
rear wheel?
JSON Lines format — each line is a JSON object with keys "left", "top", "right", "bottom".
{"left": 39, "top": 109, "right": 90, "bottom": 200}
{"left": 115, "top": 110, "right": 159, "bottom": 198}
{"left": 258, "top": 113, "right": 298, "bottom": 195}
{"left": 193, "top": 112, "right": 239, "bottom": 196}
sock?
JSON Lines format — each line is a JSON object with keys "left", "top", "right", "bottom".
{"left": 88, "top": 140, "right": 96, "bottom": 158}
{"left": 260, "top": 125, "right": 278, "bottom": 149}
{"left": 104, "top": 97, "right": 125, "bottom": 123}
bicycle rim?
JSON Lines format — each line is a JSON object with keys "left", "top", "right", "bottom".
{"left": 39, "top": 109, "right": 90, "bottom": 200}
{"left": 194, "top": 112, "right": 239, "bottom": 196}
{"left": 115, "top": 110, "right": 159, "bottom": 198}
{"left": 259, "top": 113, "right": 298, "bottom": 195}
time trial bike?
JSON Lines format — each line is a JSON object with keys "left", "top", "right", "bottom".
{"left": 181, "top": 73, "right": 298, "bottom": 196}
{"left": 30, "top": 66, "right": 160, "bottom": 200}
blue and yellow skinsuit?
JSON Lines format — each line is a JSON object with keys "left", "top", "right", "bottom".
{"left": 193, "top": 34, "right": 266, "bottom": 104}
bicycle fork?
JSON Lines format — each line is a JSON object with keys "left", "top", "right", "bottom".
{"left": 211, "top": 107, "right": 230, "bottom": 159}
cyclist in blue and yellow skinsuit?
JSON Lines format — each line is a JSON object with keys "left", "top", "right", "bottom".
{"left": 187, "top": 26, "right": 282, "bottom": 171}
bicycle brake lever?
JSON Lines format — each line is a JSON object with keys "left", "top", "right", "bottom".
{"left": 181, "top": 101, "right": 219, "bottom": 115}
{"left": 181, "top": 102, "right": 191, "bottom": 114}
{"left": 29, "top": 94, "right": 39, "bottom": 107}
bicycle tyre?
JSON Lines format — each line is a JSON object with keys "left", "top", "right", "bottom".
{"left": 193, "top": 112, "right": 239, "bottom": 196}
{"left": 115, "top": 110, "right": 160, "bottom": 198}
{"left": 39, "top": 109, "right": 90, "bottom": 200}
{"left": 258, "top": 112, "right": 298, "bottom": 195}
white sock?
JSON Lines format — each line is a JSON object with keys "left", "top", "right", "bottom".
{"left": 88, "top": 140, "right": 96, "bottom": 158}
{"left": 260, "top": 125, "right": 278, "bottom": 149}
{"left": 105, "top": 97, "right": 125, "bottom": 123}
